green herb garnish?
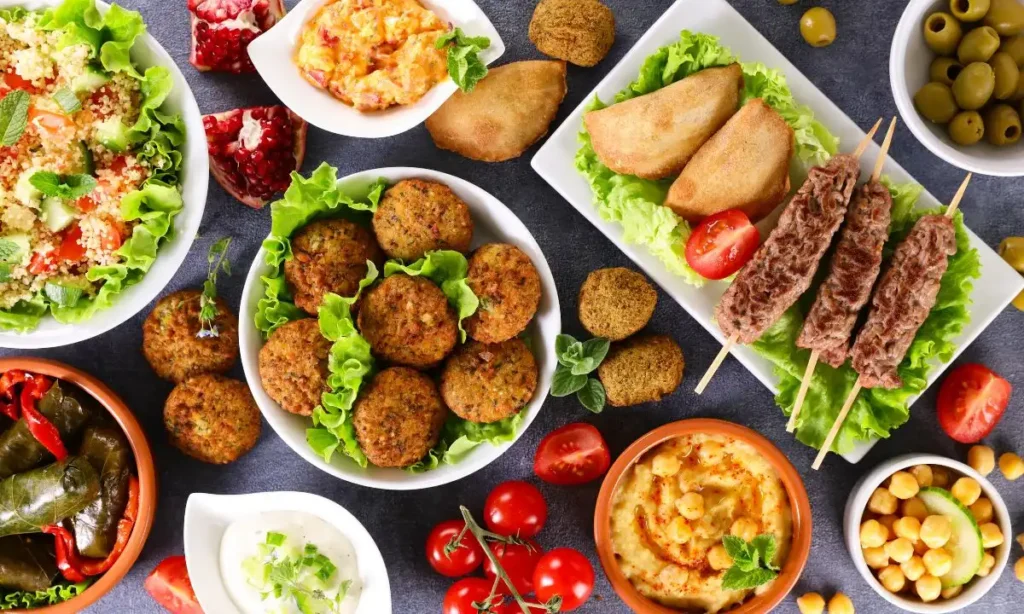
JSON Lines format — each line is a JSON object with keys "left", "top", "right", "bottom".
{"left": 720, "top": 534, "right": 780, "bottom": 590}
{"left": 0, "top": 239, "right": 22, "bottom": 263}
{"left": 242, "top": 533, "right": 351, "bottom": 614}
{"left": 436, "top": 27, "right": 490, "bottom": 92}
{"left": 0, "top": 90, "right": 30, "bottom": 147}
{"left": 43, "top": 283, "right": 84, "bottom": 308}
{"left": 198, "top": 237, "right": 232, "bottom": 338}
{"left": 551, "top": 333, "right": 609, "bottom": 413}
{"left": 29, "top": 172, "right": 97, "bottom": 200}
{"left": 52, "top": 87, "right": 81, "bottom": 114}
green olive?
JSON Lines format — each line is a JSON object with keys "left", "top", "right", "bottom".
{"left": 931, "top": 56, "right": 965, "bottom": 84}
{"left": 915, "top": 82, "right": 961, "bottom": 123}
{"left": 984, "top": 103, "right": 1022, "bottom": 144}
{"left": 983, "top": 0, "right": 1024, "bottom": 35}
{"left": 777, "top": 0, "right": 799, "bottom": 4}
{"left": 1012, "top": 69, "right": 1024, "bottom": 99}
{"left": 957, "top": 26, "right": 1002, "bottom": 63}
{"left": 950, "top": 0, "right": 991, "bottom": 22}
{"left": 952, "top": 61, "right": 996, "bottom": 109}
{"left": 1000, "top": 34, "right": 1024, "bottom": 66}
{"left": 924, "top": 12, "right": 964, "bottom": 55}
{"left": 948, "top": 110, "right": 986, "bottom": 144}
{"left": 800, "top": 7, "right": 837, "bottom": 47}
{"left": 999, "top": 237, "right": 1024, "bottom": 272}
{"left": 991, "top": 51, "right": 1022, "bottom": 98}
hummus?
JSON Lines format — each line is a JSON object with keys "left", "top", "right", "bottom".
{"left": 295, "top": 0, "right": 449, "bottom": 112}
{"left": 610, "top": 433, "right": 793, "bottom": 613}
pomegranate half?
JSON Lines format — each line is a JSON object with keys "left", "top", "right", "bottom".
{"left": 188, "top": 0, "right": 286, "bottom": 73}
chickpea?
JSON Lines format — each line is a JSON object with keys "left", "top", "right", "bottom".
{"left": 863, "top": 546, "right": 890, "bottom": 569}
{"left": 894, "top": 516, "right": 922, "bottom": 543}
{"left": 941, "top": 585, "right": 962, "bottom": 599}
{"left": 923, "top": 548, "right": 953, "bottom": 577}
{"left": 652, "top": 453, "right": 681, "bottom": 477}
{"left": 878, "top": 565, "right": 906, "bottom": 593}
{"left": 931, "top": 466, "right": 951, "bottom": 488}
{"left": 1015, "top": 557, "right": 1024, "bottom": 583}
{"left": 708, "top": 543, "right": 733, "bottom": 570}
{"left": 902, "top": 497, "right": 929, "bottom": 521}
{"left": 951, "top": 477, "right": 982, "bottom": 506}
{"left": 970, "top": 497, "right": 994, "bottom": 524}
{"left": 730, "top": 518, "right": 758, "bottom": 542}
{"left": 868, "top": 487, "right": 899, "bottom": 515}
{"left": 916, "top": 575, "right": 942, "bottom": 602}
{"left": 886, "top": 537, "right": 915, "bottom": 564}
{"left": 889, "top": 471, "right": 920, "bottom": 499}
{"left": 999, "top": 453, "right": 1024, "bottom": 480}
{"left": 878, "top": 514, "right": 898, "bottom": 533}
{"left": 968, "top": 445, "right": 996, "bottom": 476}
{"left": 921, "top": 516, "right": 952, "bottom": 549}
{"left": 827, "top": 592, "right": 854, "bottom": 614}
{"left": 976, "top": 552, "right": 996, "bottom": 577}
{"left": 914, "top": 539, "right": 930, "bottom": 556}
{"left": 667, "top": 517, "right": 693, "bottom": 543}
{"left": 901, "top": 555, "right": 926, "bottom": 581}
{"left": 1016, "top": 533, "right": 1024, "bottom": 549}
{"left": 699, "top": 441, "right": 725, "bottom": 464}
{"left": 981, "top": 522, "right": 1005, "bottom": 548}
{"left": 677, "top": 492, "right": 705, "bottom": 521}
{"left": 909, "top": 464, "right": 934, "bottom": 488}
{"left": 860, "top": 519, "right": 889, "bottom": 549}
{"left": 797, "top": 592, "right": 826, "bottom": 614}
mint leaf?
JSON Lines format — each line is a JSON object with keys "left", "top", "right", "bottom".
{"left": 52, "top": 87, "right": 81, "bottom": 113}
{"left": 555, "top": 333, "right": 578, "bottom": 363}
{"left": 551, "top": 365, "right": 588, "bottom": 397}
{"left": 43, "top": 283, "right": 83, "bottom": 307}
{"left": 0, "top": 239, "right": 22, "bottom": 262}
{"left": 721, "top": 566, "right": 778, "bottom": 590}
{"left": 751, "top": 534, "right": 779, "bottom": 571}
{"left": 0, "top": 264, "right": 10, "bottom": 282}
{"left": 436, "top": 27, "right": 490, "bottom": 92}
{"left": 581, "top": 337, "right": 610, "bottom": 363}
{"left": 29, "top": 172, "right": 97, "bottom": 200}
{"left": 721, "top": 535, "right": 751, "bottom": 561}
{"left": 576, "top": 378, "right": 606, "bottom": 413}
{"left": 0, "top": 90, "right": 29, "bottom": 146}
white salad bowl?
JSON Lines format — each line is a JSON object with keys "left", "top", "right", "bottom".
{"left": 238, "top": 167, "right": 560, "bottom": 490}
{"left": 184, "top": 491, "right": 391, "bottom": 614}
{"left": 248, "top": 0, "right": 505, "bottom": 138}
{"left": 844, "top": 454, "right": 1012, "bottom": 613}
{"left": 0, "top": 0, "right": 207, "bottom": 349}
{"left": 891, "top": 0, "right": 1024, "bottom": 176}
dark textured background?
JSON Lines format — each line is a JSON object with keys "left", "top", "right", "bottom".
{"left": 7, "top": 0, "right": 1024, "bottom": 612}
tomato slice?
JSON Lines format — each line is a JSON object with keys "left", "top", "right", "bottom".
{"left": 533, "top": 423, "right": 611, "bottom": 486}
{"left": 143, "top": 556, "right": 204, "bottom": 614}
{"left": 685, "top": 209, "right": 761, "bottom": 280}
{"left": 937, "top": 363, "right": 1012, "bottom": 444}
{"left": 57, "top": 225, "right": 86, "bottom": 262}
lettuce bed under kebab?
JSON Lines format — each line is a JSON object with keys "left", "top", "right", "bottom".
{"left": 256, "top": 164, "right": 525, "bottom": 471}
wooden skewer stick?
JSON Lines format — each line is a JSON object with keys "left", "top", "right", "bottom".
{"left": 812, "top": 379, "right": 863, "bottom": 470}
{"left": 695, "top": 335, "right": 737, "bottom": 395}
{"left": 945, "top": 173, "right": 972, "bottom": 218}
{"left": 852, "top": 118, "right": 883, "bottom": 159}
{"left": 871, "top": 117, "right": 898, "bottom": 183}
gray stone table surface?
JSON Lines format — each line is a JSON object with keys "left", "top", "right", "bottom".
{"left": 4, "top": 0, "right": 1023, "bottom": 612}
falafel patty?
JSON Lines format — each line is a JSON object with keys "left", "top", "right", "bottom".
{"left": 163, "top": 374, "right": 261, "bottom": 464}
{"left": 353, "top": 367, "right": 448, "bottom": 468}
{"left": 598, "top": 335, "right": 684, "bottom": 407}
{"left": 441, "top": 338, "right": 538, "bottom": 424}
{"left": 284, "top": 218, "right": 384, "bottom": 315}
{"left": 464, "top": 243, "right": 542, "bottom": 343}
{"left": 258, "top": 318, "right": 332, "bottom": 416}
{"left": 142, "top": 289, "right": 240, "bottom": 383}
{"left": 357, "top": 274, "right": 458, "bottom": 368}
{"left": 372, "top": 179, "right": 474, "bottom": 261}
{"left": 578, "top": 267, "right": 657, "bottom": 341}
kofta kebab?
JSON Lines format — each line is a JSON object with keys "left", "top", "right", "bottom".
{"left": 694, "top": 118, "right": 973, "bottom": 469}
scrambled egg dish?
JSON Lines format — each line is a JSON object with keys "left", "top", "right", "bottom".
{"left": 295, "top": 0, "right": 450, "bottom": 112}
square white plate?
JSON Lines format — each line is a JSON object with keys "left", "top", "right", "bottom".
{"left": 531, "top": 0, "right": 1024, "bottom": 463}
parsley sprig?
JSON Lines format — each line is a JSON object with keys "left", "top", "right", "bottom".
{"left": 720, "top": 534, "right": 780, "bottom": 590}
{"left": 197, "top": 237, "right": 231, "bottom": 338}
{"left": 436, "top": 27, "right": 491, "bottom": 92}
{"left": 551, "top": 333, "right": 609, "bottom": 413}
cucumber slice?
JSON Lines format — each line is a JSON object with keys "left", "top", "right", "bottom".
{"left": 918, "top": 486, "right": 985, "bottom": 588}
{"left": 40, "top": 197, "right": 76, "bottom": 232}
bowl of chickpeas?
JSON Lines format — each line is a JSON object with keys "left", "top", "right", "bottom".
{"left": 891, "top": 0, "right": 1024, "bottom": 175}
{"left": 844, "top": 454, "right": 1012, "bottom": 612}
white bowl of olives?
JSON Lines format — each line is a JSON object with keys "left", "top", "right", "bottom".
{"left": 891, "top": 0, "right": 1024, "bottom": 176}
{"left": 844, "top": 454, "right": 1012, "bottom": 613}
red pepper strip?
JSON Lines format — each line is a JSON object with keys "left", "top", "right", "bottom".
{"left": 42, "top": 525, "right": 87, "bottom": 583}
{"left": 23, "top": 373, "right": 52, "bottom": 399}
{"left": 0, "top": 401, "right": 17, "bottom": 421}
{"left": 0, "top": 370, "right": 27, "bottom": 398}
{"left": 79, "top": 476, "right": 140, "bottom": 576}
{"left": 20, "top": 383, "right": 67, "bottom": 461}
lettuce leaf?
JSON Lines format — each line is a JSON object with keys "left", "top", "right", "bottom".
{"left": 0, "top": 582, "right": 90, "bottom": 611}
{"left": 39, "top": 0, "right": 145, "bottom": 78}
{"left": 751, "top": 181, "right": 981, "bottom": 453}
{"left": 574, "top": 30, "right": 838, "bottom": 287}
{"left": 408, "top": 412, "right": 525, "bottom": 473}
{"left": 383, "top": 250, "right": 480, "bottom": 341}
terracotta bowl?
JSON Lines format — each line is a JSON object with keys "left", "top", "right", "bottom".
{"left": 593, "top": 419, "right": 812, "bottom": 613}
{"left": 0, "top": 357, "right": 157, "bottom": 614}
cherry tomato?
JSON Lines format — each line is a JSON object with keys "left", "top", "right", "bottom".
{"left": 484, "top": 539, "right": 543, "bottom": 595}
{"left": 532, "top": 548, "right": 594, "bottom": 612}
{"left": 57, "top": 225, "right": 86, "bottom": 262}
{"left": 484, "top": 481, "right": 547, "bottom": 538}
{"left": 493, "top": 601, "right": 545, "bottom": 614}
{"left": 425, "top": 519, "right": 484, "bottom": 577}
{"left": 533, "top": 423, "right": 611, "bottom": 486}
{"left": 685, "top": 209, "right": 761, "bottom": 280}
{"left": 937, "top": 363, "right": 1012, "bottom": 443}
{"left": 143, "top": 556, "right": 204, "bottom": 614}
{"left": 443, "top": 577, "right": 496, "bottom": 614}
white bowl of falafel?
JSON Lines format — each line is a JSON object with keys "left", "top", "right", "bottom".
{"left": 238, "top": 166, "right": 560, "bottom": 490}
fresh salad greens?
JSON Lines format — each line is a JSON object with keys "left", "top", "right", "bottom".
{"left": 574, "top": 30, "right": 837, "bottom": 286}
{"left": 720, "top": 534, "right": 780, "bottom": 590}
{"left": 242, "top": 531, "right": 352, "bottom": 614}
{"left": 551, "top": 333, "right": 609, "bottom": 414}
{"left": 436, "top": 27, "right": 491, "bottom": 92}
{"left": 198, "top": 237, "right": 232, "bottom": 338}
{"left": 0, "top": 582, "right": 90, "bottom": 612}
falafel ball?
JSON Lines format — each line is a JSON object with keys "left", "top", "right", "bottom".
{"left": 258, "top": 318, "right": 331, "bottom": 416}
{"left": 578, "top": 267, "right": 657, "bottom": 341}
{"left": 464, "top": 244, "right": 542, "bottom": 343}
{"left": 441, "top": 338, "right": 538, "bottom": 424}
{"left": 357, "top": 274, "right": 458, "bottom": 369}
{"left": 372, "top": 179, "right": 474, "bottom": 261}
{"left": 353, "top": 367, "right": 448, "bottom": 468}
{"left": 528, "top": 0, "right": 616, "bottom": 67}
{"left": 142, "top": 289, "right": 239, "bottom": 383}
{"left": 598, "top": 335, "right": 684, "bottom": 407}
{"left": 163, "top": 374, "right": 261, "bottom": 464}
{"left": 284, "top": 218, "right": 384, "bottom": 315}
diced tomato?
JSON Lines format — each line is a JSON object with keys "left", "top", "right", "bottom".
{"left": 98, "top": 221, "right": 122, "bottom": 252}
{"left": 76, "top": 195, "right": 97, "bottom": 212}
{"left": 28, "top": 107, "right": 75, "bottom": 134}
{"left": 57, "top": 225, "right": 86, "bottom": 262}
{"left": 3, "top": 72, "right": 37, "bottom": 93}
{"left": 937, "top": 363, "right": 1012, "bottom": 443}
{"left": 27, "top": 251, "right": 55, "bottom": 275}
{"left": 108, "top": 155, "right": 129, "bottom": 174}
{"left": 685, "top": 209, "right": 761, "bottom": 280}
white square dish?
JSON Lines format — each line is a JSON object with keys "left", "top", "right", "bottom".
{"left": 531, "top": 0, "right": 1024, "bottom": 462}
{"left": 248, "top": 0, "right": 505, "bottom": 138}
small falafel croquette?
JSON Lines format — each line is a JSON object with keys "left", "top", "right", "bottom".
{"left": 441, "top": 338, "right": 538, "bottom": 424}
{"left": 528, "top": 0, "right": 616, "bottom": 67}
{"left": 353, "top": 367, "right": 448, "bottom": 468}
{"left": 163, "top": 374, "right": 261, "bottom": 464}
{"left": 143, "top": 289, "right": 240, "bottom": 383}
{"left": 258, "top": 318, "right": 331, "bottom": 416}
{"left": 284, "top": 218, "right": 384, "bottom": 315}
{"left": 357, "top": 274, "right": 458, "bottom": 368}
{"left": 464, "top": 244, "right": 542, "bottom": 343}
{"left": 372, "top": 179, "right": 474, "bottom": 261}
{"left": 578, "top": 267, "right": 657, "bottom": 341}
{"left": 598, "top": 335, "right": 684, "bottom": 407}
